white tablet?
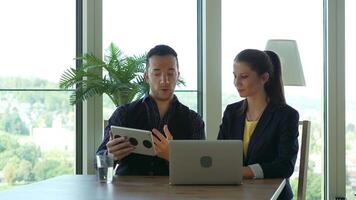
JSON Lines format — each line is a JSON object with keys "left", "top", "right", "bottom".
{"left": 110, "top": 125, "right": 156, "bottom": 156}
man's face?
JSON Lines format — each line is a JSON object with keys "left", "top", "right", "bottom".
{"left": 145, "top": 55, "right": 179, "bottom": 102}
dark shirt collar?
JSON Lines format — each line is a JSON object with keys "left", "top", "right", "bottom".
{"left": 142, "top": 93, "right": 179, "bottom": 106}
{"left": 142, "top": 93, "right": 179, "bottom": 132}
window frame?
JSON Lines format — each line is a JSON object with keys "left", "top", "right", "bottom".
{"left": 81, "top": 1, "right": 349, "bottom": 198}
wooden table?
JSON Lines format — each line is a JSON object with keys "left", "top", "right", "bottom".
{"left": 0, "top": 175, "right": 285, "bottom": 200}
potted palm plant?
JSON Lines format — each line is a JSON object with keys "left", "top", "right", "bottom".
{"left": 60, "top": 43, "right": 184, "bottom": 107}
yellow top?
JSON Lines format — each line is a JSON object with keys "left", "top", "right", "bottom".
{"left": 243, "top": 119, "right": 258, "bottom": 157}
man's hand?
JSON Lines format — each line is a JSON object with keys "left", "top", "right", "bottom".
{"left": 152, "top": 125, "right": 173, "bottom": 161}
{"left": 106, "top": 130, "right": 135, "bottom": 161}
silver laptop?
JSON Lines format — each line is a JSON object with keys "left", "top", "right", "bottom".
{"left": 169, "top": 140, "right": 243, "bottom": 185}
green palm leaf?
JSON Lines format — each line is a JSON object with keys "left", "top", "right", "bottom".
{"left": 60, "top": 42, "right": 185, "bottom": 107}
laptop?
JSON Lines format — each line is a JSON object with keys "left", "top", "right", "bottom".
{"left": 169, "top": 140, "right": 243, "bottom": 185}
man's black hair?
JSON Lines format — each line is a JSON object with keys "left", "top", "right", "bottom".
{"left": 145, "top": 44, "right": 179, "bottom": 69}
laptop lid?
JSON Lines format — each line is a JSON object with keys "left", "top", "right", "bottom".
{"left": 169, "top": 140, "right": 243, "bottom": 185}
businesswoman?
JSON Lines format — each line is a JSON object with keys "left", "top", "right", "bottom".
{"left": 218, "top": 49, "right": 299, "bottom": 199}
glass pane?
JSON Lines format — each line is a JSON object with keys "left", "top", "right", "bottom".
{"left": 103, "top": 95, "right": 116, "bottom": 121}
{"left": 102, "top": 0, "right": 198, "bottom": 116}
{"left": 346, "top": 0, "right": 356, "bottom": 198}
{"left": 0, "top": 91, "right": 75, "bottom": 191}
{"left": 222, "top": 0, "right": 323, "bottom": 199}
{"left": 175, "top": 91, "right": 198, "bottom": 112}
{"left": 0, "top": 0, "right": 75, "bottom": 89}
{"left": 103, "top": 0, "right": 197, "bottom": 90}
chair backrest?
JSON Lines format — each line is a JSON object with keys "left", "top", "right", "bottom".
{"left": 103, "top": 120, "right": 109, "bottom": 139}
{"left": 104, "top": 120, "right": 109, "bottom": 129}
{"left": 297, "top": 120, "right": 311, "bottom": 200}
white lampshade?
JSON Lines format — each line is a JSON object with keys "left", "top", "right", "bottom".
{"left": 265, "top": 39, "right": 306, "bottom": 86}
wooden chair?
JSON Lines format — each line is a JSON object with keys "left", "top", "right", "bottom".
{"left": 297, "top": 120, "right": 311, "bottom": 200}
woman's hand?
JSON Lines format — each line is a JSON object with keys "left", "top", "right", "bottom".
{"left": 152, "top": 125, "right": 173, "bottom": 161}
{"left": 243, "top": 166, "right": 255, "bottom": 179}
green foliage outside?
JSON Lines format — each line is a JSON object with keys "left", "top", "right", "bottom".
{"left": 0, "top": 77, "right": 75, "bottom": 130}
{"left": 0, "top": 132, "right": 73, "bottom": 190}
{"left": 0, "top": 77, "right": 56, "bottom": 89}
{"left": 291, "top": 161, "right": 322, "bottom": 200}
{"left": 0, "top": 109, "right": 29, "bottom": 135}
{"left": 288, "top": 119, "right": 324, "bottom": 200}
{"left": 0, "top": 77, "right": 75, "bottom": 191}
{"left": 33, "top": 150, "right": 73, "bottom": 181}
{"left": 346, "top": 128, "right": 356, "bottom": 199}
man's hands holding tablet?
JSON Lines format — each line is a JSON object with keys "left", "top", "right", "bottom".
{"left": 107, "top": 125, "right": 173, "bottom": 161}
{"left": 106, "top": 130, "right": 135, "bottom": 161}
{"left": 152, "top": 125, "right": 173, "bottom": 161}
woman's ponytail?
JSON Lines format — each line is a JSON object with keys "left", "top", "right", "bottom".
{"left": 264, "top": 50, "right": 285, "bottom": 105}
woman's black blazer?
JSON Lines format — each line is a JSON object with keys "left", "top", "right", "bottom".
{"left": 218, "top": 100, "right": 299, "bottom": 200}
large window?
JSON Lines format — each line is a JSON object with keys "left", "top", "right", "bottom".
{"left": 346, "top": 0, "right": 356, "bottom": 198}
{"left": 102, "top": 0, "right": 198, "bottom": 120}
{"left": 0, "top": 0, "right": 76, "bottom": 190}
{"left": 222, "top": 0, "right": 323, "bottom": 199}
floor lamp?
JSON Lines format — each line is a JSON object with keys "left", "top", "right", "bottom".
{"left": 265, "top": 39, "right": 306, "bottom": 86}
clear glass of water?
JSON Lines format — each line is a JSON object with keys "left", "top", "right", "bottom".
{"left": 96, "top": 154, "right": 114, "bottom": 183}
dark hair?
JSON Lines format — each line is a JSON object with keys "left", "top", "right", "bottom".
{"left": 145, "top": 44, "right": 179, "bottom": 70}
{"left": 234, "top": 49, "right": 285, "bottom": 105}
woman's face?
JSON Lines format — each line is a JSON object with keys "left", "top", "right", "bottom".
{"left": 233, "top": 61, "right": 269, "bottom": 98}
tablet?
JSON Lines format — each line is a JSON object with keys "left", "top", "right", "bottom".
{"left": 110, "top": 125, "right": 156, "bottom": 156}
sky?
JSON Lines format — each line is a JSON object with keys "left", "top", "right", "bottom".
{"left": 0, "top": 0, "right": 75, "bottom": 83}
